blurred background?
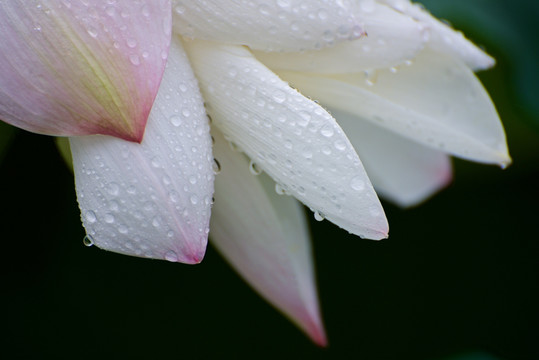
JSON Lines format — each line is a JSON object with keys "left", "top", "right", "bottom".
{"left": 1, "top": 0, "right": 538, "bottom": 359}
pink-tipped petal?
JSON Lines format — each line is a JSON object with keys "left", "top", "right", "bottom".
{"left": 0, "top": 1, "right": 172, "bottom": 142}
{"left": 69, "top": 37, "right": 213, "bottom": 263}
{"left": 211, "top": 129, "right": 327, "bottom": 345}
{"left": 331, "top": 108, "right": 453, "bottom": 207}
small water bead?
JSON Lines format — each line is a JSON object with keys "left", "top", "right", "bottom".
{"left": 85, "top": 210, "right": 97, "bottom": 224}
{"left": 249, "top": 160, "right": 262, "bottom": 175}
{"left": 320, "top": 125, "right": 334, "bottom": 137}
{"left": 104, "top": 213, "right": 115, "bottom": 224}
{"left": 275, "top": 183, "right": 286, "bottom": 195}
{"left": 228, "top": 140, "right": 242, "bottom": 152}
{"left": 190, "top": 194, "right": 199, "bottom": 205}
{"left": 314, "top": 210, "right": 325, "bottom": 222}
{"left": 106, "top": 182, "right": 120, "bottom": 196}
{"left": 118, "top": 225, "right": 128, "bottom": 234}
{"left": 272, "top": 89, "right": 286, "bottom": 103}
{"left": 350, "top": 176, "right": 365, "bottom": 191}
{"left": 83, "top": 235, "right": 94, "bottom": 247}
{"left": 127, "top": 51, "right": 141, "bottom": 64}
{"left": 164, "top": 250, "right": 179, "bottom": 262}
{"left": 212, "top": 158, "right": 221, "bottom": 174}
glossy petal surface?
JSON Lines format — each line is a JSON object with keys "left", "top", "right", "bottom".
{"left": 379, "top": 0, "right": 494, "bottom": 70}
{"left": 70, "top": 38, "right": 213, "bottom": 263}
{"left": 332, "top": 108, "right": 452, "bottom": 207}
{"left": 254, "top": 1, "right": 426, "bottom": 73}
{"left": 0, "top": 1, "right": 171, "bottom": 141}
{"left": 172, "top": 0, "right": 363, "bottom": 52}
{"left": 210, "top": 130, "right": 326, "bottom": 345}
{"left": 184, "top": 40, "right": 388, "bottom": 240}
{"left": 278, "top": 50, "right": 510, "bottom": 166}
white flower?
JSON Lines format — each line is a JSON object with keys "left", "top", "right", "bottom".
{"left": 0, "top": 0, "right": 509, "bottom": 344}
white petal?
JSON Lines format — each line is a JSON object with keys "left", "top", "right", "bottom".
{"left": 184, "top": 40, "right": 388, "bottom": 240}
{"left": 254, "top": 1, "right": 426, "bottom": 73}
{"left": 379, "top": 0, "right": 494, "bottom": 70}
{"left": 277, "top": 49, "right": 510, "bottom": 166}
{"left": 210, "top": 129, "right": 326, "bottom": 345}
{"left": 172, "top": 0, "right": 363, "bottom": 52}
{"left": 70, "top": 38, "right": 214, "bottom": 264}
{"left": 331, "top": 108, "right": 452, "bottom": 207}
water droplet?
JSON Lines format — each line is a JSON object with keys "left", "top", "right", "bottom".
{"left": 249, "top": 160, "right": 262, "bottom": 175}
{"left": 275, "top": 183, "right": 286, "bottom": 195}
{"left": 190, "top": 194, "right": 199, "bottom": 205}
{"left": 85, "top": 210, "right": 97, "bottom": 224}
{"left": 118, "top": 225, "right": 128, "bottom": 234}
{"left": 272, "top": 89, "right": 286, "bottom": 103}
{"left": 350, "top": 176, "right": 365, "bottom": 191}
{"left": 320, "top": 125, "right": 334, "bottom": 137}
{"left": 170, "top": 115, "right": 182, "bottom": 127}
{"left": 104, "top": 213, "right": 115, "bottom": 224}
{"left": 106, "top": 182, "right": 120, "bottom": 196}
{"left": 212, "top": 158, "right": 221, "bottom": 174}
{"left": 164, "top": 250, "right": 179, "bottom": 262}
{"left": 314, "top": 210, "right": 325, "bottom": 222}
{"left": 86, "top": 26, "right": 98, "bottom": 38}
{"left": 83, "top": 235, "right": 94, "bottom": 247}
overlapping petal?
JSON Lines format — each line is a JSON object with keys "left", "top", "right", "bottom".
{"left": 69, "top": 38, "right": 213, "bottom": 264}
{"left": 184, "top": 40, "right": 388, "bottom": 240}
{"left": 277, "top": 49, "right": 510, "bottom": 167}
{"left": 210, "top": 129, "right": 326, "bottom": 345}
{"left": 0, "top": 0, "right": 171, "bottom": 142}
{"left": 330, "top": 108, "right": 452, "bottom": 207}
{"left": 172, "top": 0, "right": 364, "bottom": 52}
{"left": 254, "top": 1, "right": 426, "bottom": 73}
{"left": 379, "top": 0, "right": 495, "bottom": 70}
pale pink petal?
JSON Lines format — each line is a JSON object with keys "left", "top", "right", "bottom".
{"left": 211, "top": 129, "right": 326, "bottom": 345}
{"left": 331, "top": 108, "right": 452, "bottom": 207}
{"left": 69, "top": 38, "right": 213, "bottom": 264}
{"left": 184, "top": 40, "right": 388, "bottom": 240}
{"left": 0, "top": 1, "right": 172, "bottom": 142}
{"left": 172, "top": 0, "right": 363, "bottom": 52}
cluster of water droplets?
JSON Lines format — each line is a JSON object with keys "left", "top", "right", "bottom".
{"left": 172, "top": 0, "right": 364, "bottom": 52}
{"left": 188, "top": 40, "right": 387, "bottom": 238}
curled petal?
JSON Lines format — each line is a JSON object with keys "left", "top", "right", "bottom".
{"left": 69, "top": 38, "right": 213, "bottom": 264}
{"left": 331, "top": 108, "right": 452, "bottom": 207}
{"left": 184, "top": 40, "right": 388, "bottom": 240}
{"left": 0, "top": 1, "right": 172, "bottom": 142}
{"left": 379, "top": 0, "right": 495, "bottom": 70}
{"left": 254, "top": 1, "right": 426, "bottom": 73}
{"left": 211, "top": 129, "right": 326, "bottom": 345}
{"left": 277, "top": 49, "right": 511, "bottom": 167}
{"left": 172, "top": 0, "right": 363, "bottom": 52}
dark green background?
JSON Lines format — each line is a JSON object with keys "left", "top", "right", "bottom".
{"left": 2, "top": 1, "right": 538, "bottom": 359}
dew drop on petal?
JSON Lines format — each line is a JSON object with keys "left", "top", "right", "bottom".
{"left": 83, "top": 235, "right": 94, "bottom": 247}
{"left": 249, "top": 160, "right": 262, "bottom": 175}
{"left": 164, "top": 250, "right": 179, "bottom": 262}
{"left": 275, "top": 183, "right": 286, "bottom": 195}
{"left": 212, "top": 158, "right": 221, "bottom": 174}
{"left": 350, "top": 176, "right": 365, "bottom": 191}
{"left": 314, "top": 210, "right": 325, "bottom": 222}
{"left": 85, "top": 210, "right": 97, "bottom": 224}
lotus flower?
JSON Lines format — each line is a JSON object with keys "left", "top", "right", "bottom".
{"left": 0, "top": 0, "right": 509, "bottom": 346}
